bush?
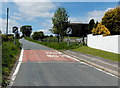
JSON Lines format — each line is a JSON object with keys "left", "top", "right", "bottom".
{"left": 92, "top": 23, "right": 110, "bottom": 36}
{"left": 1, "top": 34, "right": 14, "bottom": 42}
{"left": 2, "top": 39, "right": 20, "bottom": 86}
{"left": 32, "top": 31, "right": 45, "bottom": 40}
{"left": 102, "top": 6, "right": 120, "bottom": 35}
{"left": 26, "top": 37, "right": 81, "bottom": 50}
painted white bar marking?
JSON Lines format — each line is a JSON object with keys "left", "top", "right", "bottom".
{"left": 47, "top": 55, "right": 59, "bottom": 57}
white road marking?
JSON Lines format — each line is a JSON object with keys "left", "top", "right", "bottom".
{"left": 47, "top": 55, "right": 59, "bottom": 57}
{"left": 65, "top": 53, "right": 118, "bottom": 78}
{"left": 68, "top": 51, "right": 118, "bottom": 68}
{"left": 9, "top": 48, "right": 24, "bottom": 86}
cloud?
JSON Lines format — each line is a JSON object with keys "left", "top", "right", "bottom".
{"left": 12, "top": 1, "right": 57, "bottom": 20}
{"left": 68, "top": 17, "right": 80, "bottom": 23}
{"left": 87, "top": 10, "right": 105, "bottom": 22}
{"left": 106, "top": 8, "right": 114, "bottom": 11}
{"left": 36, "top": 29, "right": 52, "bottom": 35}
{"left": 2, "top": 0, "right": 119, "bottom": 2}
{"left": 87, "top": 7, "right": 114, "bottom": 22}
{"left": 10, "top": 16, "right": 22, "bottom": 20}
{"left": 40, "top": 19, "right": 53, "bottom": 29}
{"left": 0, "top": 18, "right": 21, "bottom": 34}
{"left": 2, "top": 0, "right": 53, "bottom": 2}
{"left": 69, "top": 7, "right": 114, "bottom": 24}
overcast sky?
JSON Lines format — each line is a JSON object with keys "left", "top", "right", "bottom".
{"left": 0, "top": 0, "right": 119, "bottom": 35}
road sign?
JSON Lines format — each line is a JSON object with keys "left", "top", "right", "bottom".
{"left": 66, "top": 27, "right": 72, "bottom": 34}
{"left": 12, "top": 26, "right": 18, "bottom": 33}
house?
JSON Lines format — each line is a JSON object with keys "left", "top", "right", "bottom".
{"left": 69, "top": 23, "right": 88, "bottom": 37}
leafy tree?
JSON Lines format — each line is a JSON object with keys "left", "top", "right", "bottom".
{"left": 50, "top": 34, "right": 53, "bottom": 37}
{"left": 102, "top": 6, "right": 120, "bottom": 35}
{"left": 0, "top": 30, "right": 2, "bottom": 34}
{"left": 51, "top": 7, "right": 69, "bottom": 42}
{"left": 88, "top": 19, "right": 95, "bottom": 34}
{"left": 92, "top": 23, "right": 110, "bottom": 36}
{"left": 94, "top": 21, "right": 99, "bottom": 28}
{"left": 20, "top": 25, "right": 32, "bottom": 37}
{"left": 32, "top": 31, "right": 45, "bottom": 41}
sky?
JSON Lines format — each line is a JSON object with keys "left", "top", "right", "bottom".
{"left": 0, "top": 0, "right": 119, "bottom": 35}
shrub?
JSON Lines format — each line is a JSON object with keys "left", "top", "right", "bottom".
{"left": 1, "top": 34, "right": 14, "bottom": 42}
{"left": 26, "top": 37, "right": 81, "bottom": 50}
{"left": 92, "top": 23, "right": 110, "bottom": 36}
{"left": 2, "top": 39, "right": 20, "bottom": 86}
{"left": 32, "top": 31, "right": 45, "bottom": 41}
{"left": 102, "top": 6, "right": 120, "bottom": 35}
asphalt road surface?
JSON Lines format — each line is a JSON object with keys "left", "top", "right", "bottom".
{"left": 12, "top": 39, "right": 118, "bottom": 87}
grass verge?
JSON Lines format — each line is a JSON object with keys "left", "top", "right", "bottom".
{"left": 26, "top": 37, "right": 119, "bottom": 62}
{"left": 2, "top": 39, "right": 20, "bottom": 87}
{"left": 73, "top": 46, "right": 119, "bottom": 62}
{"left": 26, "top": 37, "right": 81, "bottom": 50}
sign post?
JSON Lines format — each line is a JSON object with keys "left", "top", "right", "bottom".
{"left": 12, "top": 26, "right": 18, "bottom": 45}
{"left": 66, "top": 27, "right": 72, "bottom": 46}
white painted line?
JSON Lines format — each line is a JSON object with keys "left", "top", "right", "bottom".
{"left": 79, "top": 54, "right": 118, "bottom": 68}
{"left": 87, "top": 62, "right": 118, "bottom": 78}
{"left": 9, "top": 48, "right": 24, "bottom": 86}
{"left": 67, "top": 50, "right": 118, "bottom": 68}
{"left": 63, "top": 52, "right": 118, "bottom": 78}
{"left": 47, "top": 55, "right": 59, "bottom": 57}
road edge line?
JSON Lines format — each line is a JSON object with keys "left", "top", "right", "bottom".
{"left": 61, "top": 51, "right": 119, "bottom": 78}
{"left": 9, "top": 48, "right": 24, "bottom": 86}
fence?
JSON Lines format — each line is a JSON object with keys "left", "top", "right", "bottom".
{"left": 42, "top": 37, "right": 87, "bottom": 44}
{"left": 87, "top": 34, "right": 120, "bottom": 54}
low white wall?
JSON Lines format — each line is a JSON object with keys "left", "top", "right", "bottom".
{"left": 87, "top": 34, "right": 120, "bottom": 54}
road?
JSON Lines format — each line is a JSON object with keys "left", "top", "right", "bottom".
{"left": 11, "top": 39, "right": 118, "bottom": 87}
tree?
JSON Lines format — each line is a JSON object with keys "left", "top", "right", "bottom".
{"left": 20, "top": 25, "right": 32, "bottom": 37}
{"left": 51, "top": 7, "right": 69, "bottom": 42}
{"left": 102, "top": 6, "right": 120, "bottom": 35}
{"left": 92, "top": 23, "right": 110, "bottom": 36}
{"left": 50, "top": 34, "right": 53, "bottom": 37}
{"left": 32, "top": 31, "right": 45, "bottom": 41}
{"left": 0, "top": 30, "right": 2, "bottom": 34}
{"left": 88, "top": 19, "right": 95, "bottom": 34}
{"left": 94, "top": 21, "right": 99, "bottom": 28}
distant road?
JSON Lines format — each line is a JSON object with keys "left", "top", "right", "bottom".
{"left": 12, "top": 39, "right": 118, "bottom": 86}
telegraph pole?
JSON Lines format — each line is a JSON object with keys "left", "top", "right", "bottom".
{"left": 6, "top": 8, "right": 9, "bottom": 35}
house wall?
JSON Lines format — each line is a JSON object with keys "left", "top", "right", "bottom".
{"left": 87, "top": 34, "right": 120, "bottom": 54}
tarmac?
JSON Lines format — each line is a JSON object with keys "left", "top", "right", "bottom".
{"left": 61, "top": 50, "right": 120, "bottom": 77}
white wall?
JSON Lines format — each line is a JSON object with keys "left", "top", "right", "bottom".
{"left": 87, "top": 34, "right": 120, "bottom": 54}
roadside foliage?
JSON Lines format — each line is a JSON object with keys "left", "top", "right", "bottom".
{"left": 92, "top": 23, "right": 110, "bottom": 36}
{"left": 102, "top": 6, "right": 120, "bottom": 35}
{"left": 2, "top": 34, "right": 20, "bottom": 87}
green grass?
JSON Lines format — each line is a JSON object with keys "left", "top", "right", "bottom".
{"left": 2, "top": 39, "right": 20, "bottom": 86}
{"left": 26, "top": 37, "right": 119, "bottom": 62}
{"left": 45, "top": 37, "right": 57, "bottom": 40}
{"left": 26, "top": 37, "right": 81, "bottom": 50}
{"left": 64, "top": 36, "right": 81, "bottom": 39}
{"left": 73, "top": 46, "right": 119, "bottom": 62}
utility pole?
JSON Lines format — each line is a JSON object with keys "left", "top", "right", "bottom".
{"left": 6, "top": 8, "right": 9, "bottom": 35}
